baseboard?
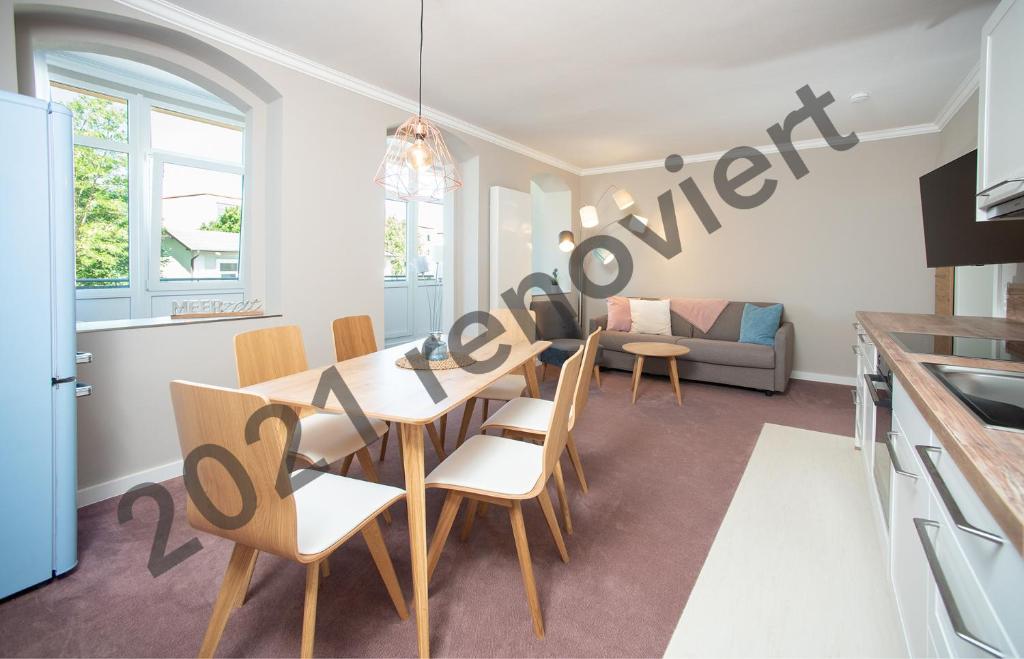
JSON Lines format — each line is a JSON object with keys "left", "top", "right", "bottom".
{"left": 791, "top": 370, "right": 856, "bottom": 387}
{"left": 76, "top": 459, "right": 183, "bottom": 508}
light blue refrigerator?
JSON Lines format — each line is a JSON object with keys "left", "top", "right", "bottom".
{"left": 0, "top": 89, "right": 80, "bottom": 598}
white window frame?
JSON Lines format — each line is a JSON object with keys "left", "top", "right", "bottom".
{"left": 148, "top": 151, "right": 244, "bottom": 292}
{"left": 49, "top": 69, "right": 249, "bottom": 316}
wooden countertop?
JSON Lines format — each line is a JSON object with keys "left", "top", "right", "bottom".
{"left": 856, "top": 311, "right": 1024, "bottom": 554}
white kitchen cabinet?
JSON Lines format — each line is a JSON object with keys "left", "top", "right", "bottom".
{"left": 886, "top": 376, "right": 1023, "bottom": 658}
{"left": 889, "top": 414, "right": 932, "bottom": 658}
{"left": 919, "top": 443, "right": 1024, "bottom": 656}
{"left": 920, "top": 492, "right": 1011, "bottom": 659}
{"left": 977, "top": 0, "right": 1024, "bottom": 218}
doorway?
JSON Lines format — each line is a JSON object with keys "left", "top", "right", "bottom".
{"left": 383, "top": 196, "right": 448, "bottom": 345}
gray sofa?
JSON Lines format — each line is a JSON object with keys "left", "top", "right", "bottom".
{"left": 590, "top": 301, "right": 794, "bottom": 394}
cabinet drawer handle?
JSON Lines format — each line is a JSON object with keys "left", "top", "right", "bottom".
{"left": 864, "top": 374, "right": 891, "bottom": 409}
{"left": 884, "top": 432, "right": 917, "bottom": 479}
{"left": 976, "top": 178, "right": 1024, "bottom": 197}
{"left": 914, "top": 519, "right": 1004, "bottom": 657}
{"left": 916, "top": 445, "right": 1002, "bottom": 544}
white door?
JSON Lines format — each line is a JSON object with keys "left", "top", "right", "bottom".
{"left": 384, "top": 197, "right": 446, "bottom": 345}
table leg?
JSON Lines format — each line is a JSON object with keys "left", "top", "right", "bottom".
{"left": 523, "top": 358, "right": 540, "bottom": 398}
{"left": 400, "top": 423, "right": 429, "bottom": 658}
{"left": 668, "top": 357, "right": 682, "bottom": 406}
{"left": 631, "top": 355, "right": 645, "bottom": 404}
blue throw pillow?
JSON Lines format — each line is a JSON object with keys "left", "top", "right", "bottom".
{"left": 738, "top": 303, "right": 783, "bottom": 346}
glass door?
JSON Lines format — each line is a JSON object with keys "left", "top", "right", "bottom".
{"left": 384, "top": 198, "right": 445, "bottom": 345}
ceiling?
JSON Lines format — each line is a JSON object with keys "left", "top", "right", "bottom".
{"left": 159, "top": 0, "right": 996, "bottom": 171}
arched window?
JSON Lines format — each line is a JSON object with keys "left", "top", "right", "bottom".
{"left": 45, "top": 51, "right": 249, "bottom": 321}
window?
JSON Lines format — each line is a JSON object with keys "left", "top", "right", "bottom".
{"left": 383, "top": 199, "right": 443, "bottom": 282}
{"left": 50, "top": 83, "right": 131, "bottom": 289}
{"left": 384, "top": 199, "right": 408, "bottom": 281}
{"left": 47, "top": 57, "right": 247, "bottom": 320}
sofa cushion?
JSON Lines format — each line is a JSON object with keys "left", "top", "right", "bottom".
{"left": 738, "top": 303, "right": 783, "bottom": 346}
{"left": 669, "top": 310, "right": 695, "bottom": 338}
{"left": 606, "top": 296, "right": 631, "bottom": 331}
{"left": 629, "top": 298, "right": 671, "bottom": 335}
{"left": 677, "top": 337, "right": 775, "bottom": 369}
{"left": 599, "top": 330, "right": 682, "bottom": 353}
{"left": 692, "top": 301, "right": 782, "bottom": 341}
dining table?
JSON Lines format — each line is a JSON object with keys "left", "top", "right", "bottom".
{"left": 243, "top": 334, "right": 550, "bottom": 658}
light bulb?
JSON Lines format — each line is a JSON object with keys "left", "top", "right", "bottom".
{"left": 405, "top": 137, "right": 433, "bottom": 171}
{"left": 595, "top": 248, "right": 616, "bottom": 265}
{"left": 579, "top": 205, "right": 599, "bottom": 228}
{"left": 558, "top": 230, "right": 575, "bottom": 252}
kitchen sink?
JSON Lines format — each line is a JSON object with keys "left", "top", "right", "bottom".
{"left": 923, "top": 363, "right": 1024, "bottom": 433}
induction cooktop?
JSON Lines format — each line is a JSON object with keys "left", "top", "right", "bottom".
{"left": 890, "top": 332, "right": 1024, "bottom": 363}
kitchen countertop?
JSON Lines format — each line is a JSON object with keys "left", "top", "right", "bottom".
{"left": 856, "top": 311, "right": 1024, "bottom": 555}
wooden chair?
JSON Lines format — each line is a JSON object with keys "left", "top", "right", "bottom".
{"left": 234, "top": 326, "right": 388, "bottom": 489}
{"left": 454, "top": 308, "right": 538, "bottom": 448}
{"left": 424, "top": 346, "right": 583, "bottom": 639}
{"left": 479, "top": 328, "right": 601, "bottom": 533}
{"left": 169, "top": 381, "right": 407, "bottom": 658}
{"left": 331, "top": 315, "right": 448, "bottom": 462}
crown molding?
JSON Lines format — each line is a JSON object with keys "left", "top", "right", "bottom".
{"left": 934, "top": 60, "right": 980, "bottom": 130}
{"left": 578, "top": 123, "right": 941, "bottom": 176}
{"left": 109, "top": 0, "right": 973, "bottom": 180}
{"left": 112, "top": 0, "right": 584, "bottom": 175}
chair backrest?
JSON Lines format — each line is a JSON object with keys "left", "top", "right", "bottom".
{"left": 569, "top": 327, "right": 603, "bottom": 429}
{"left": 169, "top": 380, "right": 299, "bottom": 559}
{"left": 488, "top": 308, "right": 536, "bottom": 344}
{"left": 331, "top": 315, "right": 378, "bottom": 362}
{"left": 234, "top": 325, "right": 309, "bottom": 387}
{"left": 539, "top": 346, "right": 583, "bottom": 481}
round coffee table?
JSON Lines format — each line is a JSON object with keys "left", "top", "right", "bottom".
{"left": 623, "top": 342, "right": 690, "bottom": 406}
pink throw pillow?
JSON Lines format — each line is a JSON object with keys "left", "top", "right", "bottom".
{"left": 606, "top": 296, "right": 631, "bottom": 331}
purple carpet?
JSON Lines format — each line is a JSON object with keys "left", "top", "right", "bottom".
{"left": 0, "top": 372, "right": 853, "bottom": 658}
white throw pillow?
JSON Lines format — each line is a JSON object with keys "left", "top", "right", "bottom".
{"left": 628, "top": 298, "right": 672, "bottom": 335}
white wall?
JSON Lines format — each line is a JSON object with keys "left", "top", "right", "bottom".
{"left": 530, "top": 179, "right": 572, "bottom": 292}
{"left": 580, "top": 134, "right": 943, "bottom": 381}
{"left": 5, "top": 0, "right": 578, "bottom": 499}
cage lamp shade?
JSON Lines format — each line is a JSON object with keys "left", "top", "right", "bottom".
{"left": 558, "top": 230, "right": 576, "bottom": 252}
{"left": 375, "top": 116, "right": 462, "bottom": 201}
{"left": 579, "top": 205, "right": 599, "bottom": 228}
{"left": 612, "top": 189, "right": 635, "bottom": 211}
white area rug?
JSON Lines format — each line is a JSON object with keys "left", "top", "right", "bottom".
{"left": 664, "top": 423, "right": 906, "bottom": 658}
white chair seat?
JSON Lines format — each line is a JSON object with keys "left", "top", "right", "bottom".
{"left": 292, "top": 469, "right": 404, "bottom": 555}
{"left": 480, "top": 397, "right": 552, "bottom": 435}
{"left": 296, "top": 413, "right": 387, "bottom": 466}
{"left": 425, "top": 434, "right": 543, "bottom": 496}
{"left": 478, "top": 374, "right": 527, "bottom": 401}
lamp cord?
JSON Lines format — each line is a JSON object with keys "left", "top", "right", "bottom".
{"left": 418, "top": 0, "right": 424, "bottom": 119}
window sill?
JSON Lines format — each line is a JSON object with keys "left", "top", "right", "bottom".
{"left": 76, "top": 313, "right": 281, "bottom": 334}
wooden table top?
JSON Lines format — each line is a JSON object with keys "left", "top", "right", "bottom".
{"left": 242, "top": 338, "right": 550, "bottom": 425}
{"left": 857, "top": 311, "right": 1024, "bottom": 555}
{"left": 623, "top": 341, "right": 690, "bottom": 357}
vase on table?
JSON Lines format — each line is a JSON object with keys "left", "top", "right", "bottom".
{"left": 422, "top": 331, "right": 449, "bottom": 361}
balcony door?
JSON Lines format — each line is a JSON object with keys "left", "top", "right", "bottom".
{"left": 383, "top": 197, "right": 447, "bottom": 345}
